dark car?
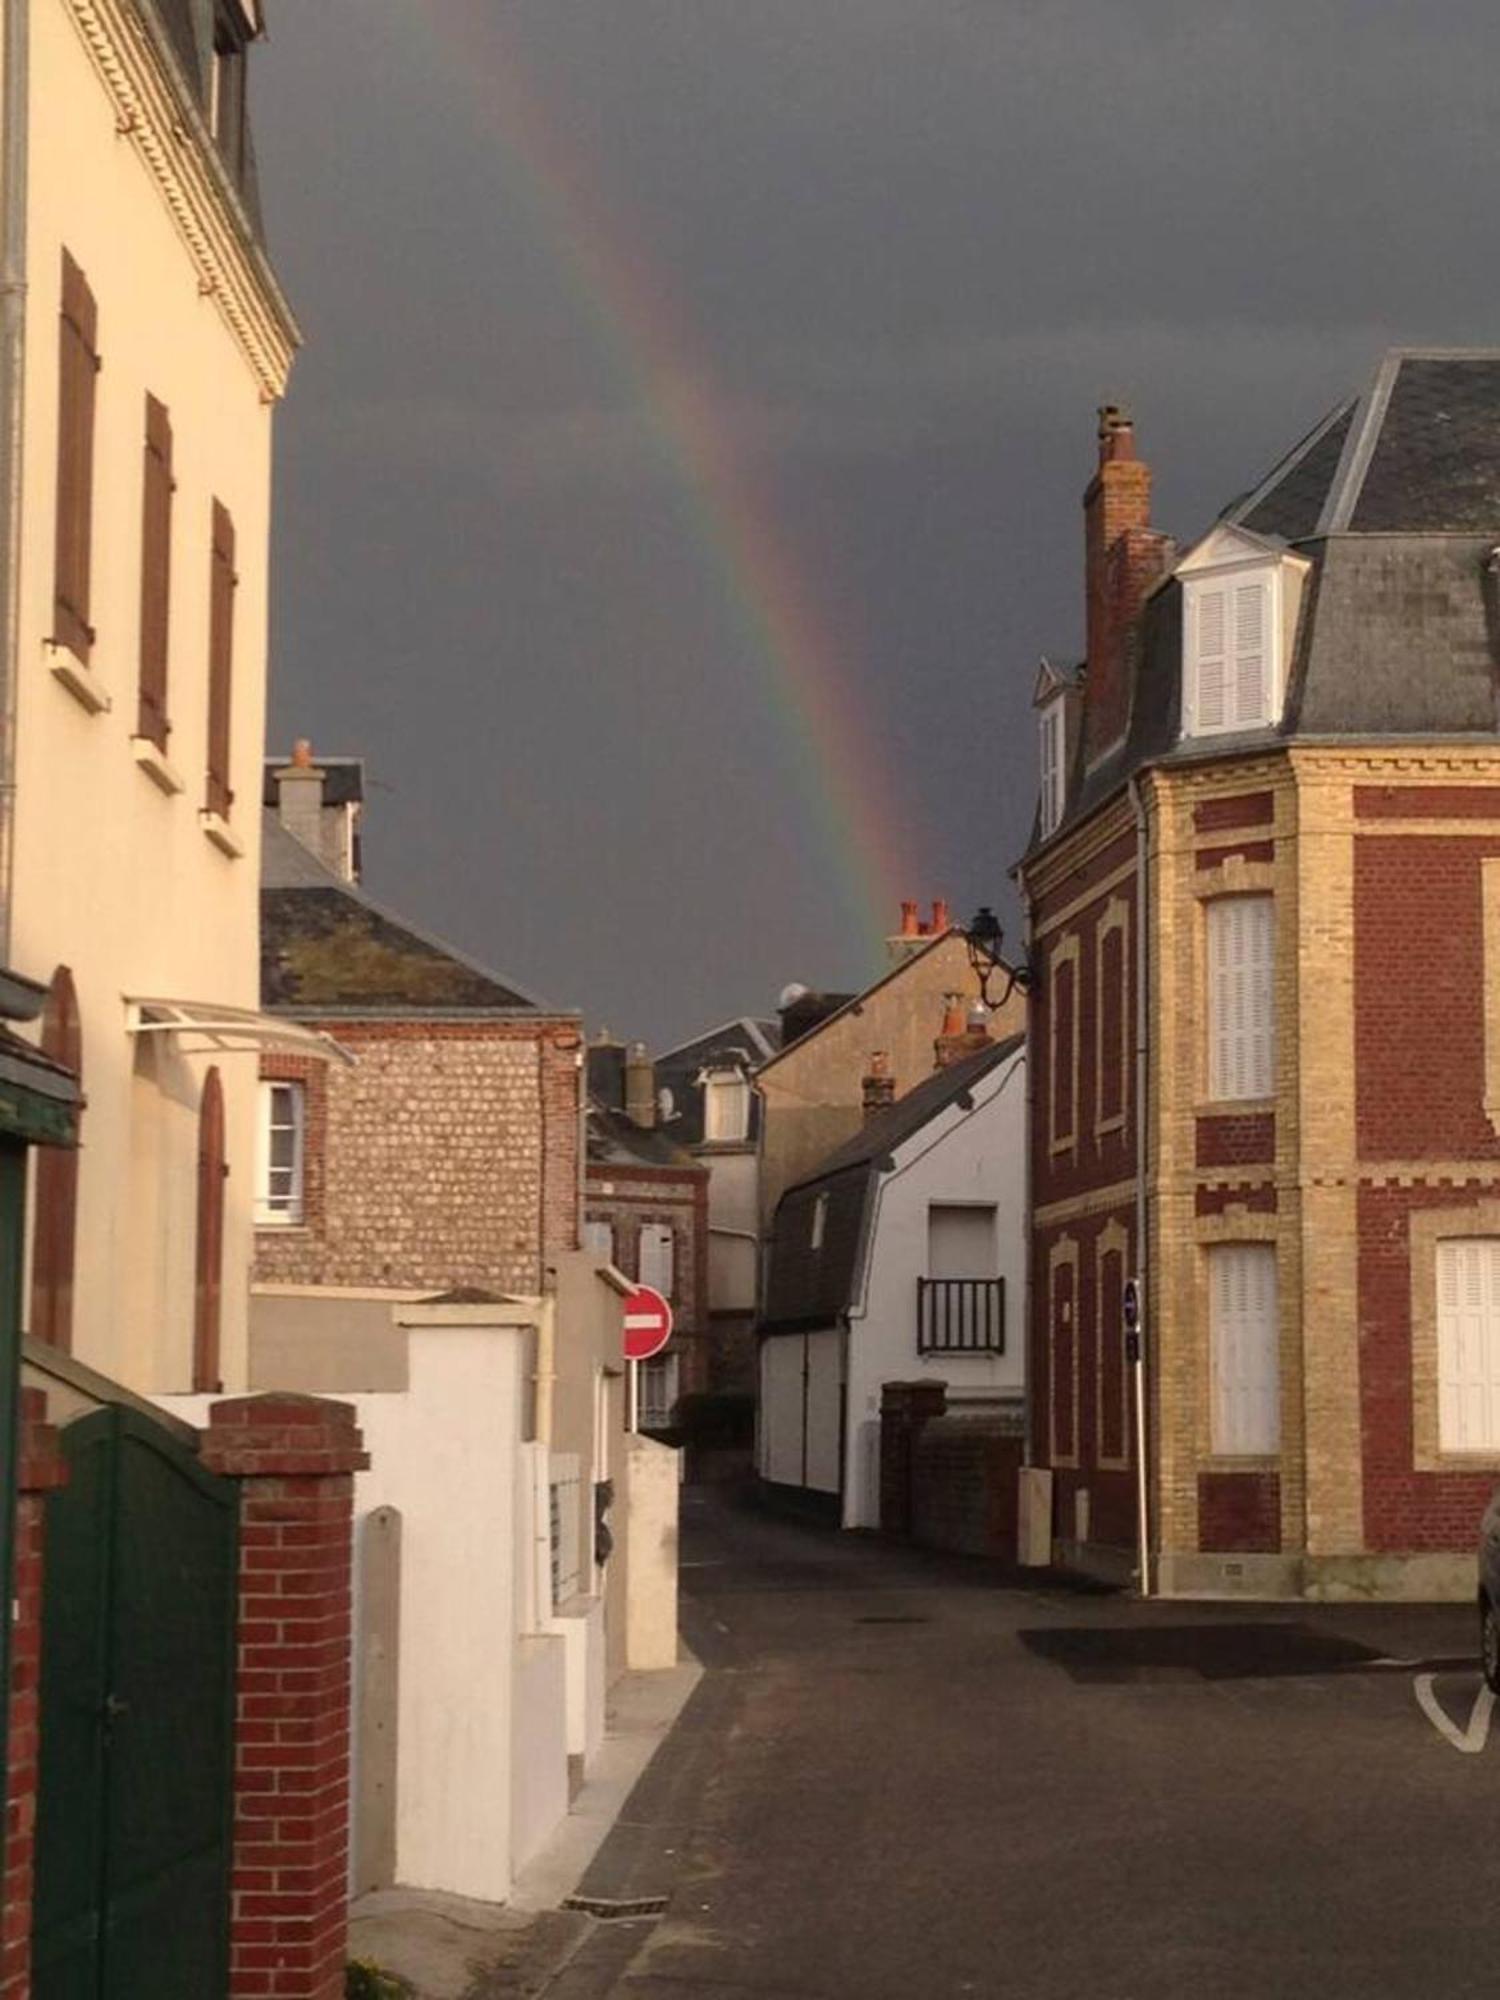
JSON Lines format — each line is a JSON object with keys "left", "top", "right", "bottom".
{"left": 1481, "top": 1490, "right": 1500, "bottom": 1693}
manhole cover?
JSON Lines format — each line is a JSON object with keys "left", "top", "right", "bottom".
{"left": 1018, "top": 1622, "right": 1386, "bottom": 1682}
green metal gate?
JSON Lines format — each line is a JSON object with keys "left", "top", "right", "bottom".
{"left": 31, "top": 1404, "right": 238, "bottom": 1999}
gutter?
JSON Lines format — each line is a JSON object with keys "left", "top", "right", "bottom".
{"left": 0, "top": 0, "right": 25, "bottom": 962}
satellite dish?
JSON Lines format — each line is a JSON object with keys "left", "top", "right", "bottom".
{"left": 778, "top": 982, "right": 810, "bottom": 1011}
{"left": 656, "top": 1086, "right": 676, "bottom": 1121}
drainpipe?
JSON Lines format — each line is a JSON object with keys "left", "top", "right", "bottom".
{"left": 1018, "top": 877, "right": 1036, "bottom": 1470}
{"left": 1129, "top": 774, "right": 1152, "bottom": 1599}
{"left": 0, "top": 0, "right": 26, "bottom": 1882}
{"left": 0, "top": 0, "right": 28, "bottom": 963}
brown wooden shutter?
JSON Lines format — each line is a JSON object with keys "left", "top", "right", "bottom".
{"left": 205, "top": 500, "right": 236, "bottom": 817}
{"left": 193, "top": 1066, "right": 226, "bottom": 1392}
{"left": 138, "top": 394, "right": 174, "bottom": 748}
{"left": 54, "top": 250, "right": 99, "bottom": 662}
{"left": 30, "top": 967, "right": 81, "bottom": 1353}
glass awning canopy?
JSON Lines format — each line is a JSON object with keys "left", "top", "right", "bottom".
{"left": 124, "top": 999, "right": 355, "bottom": 1065}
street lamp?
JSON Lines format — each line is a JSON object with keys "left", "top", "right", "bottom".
{"left": 963, "top": 906, "right": 1037, "bottom": 1009}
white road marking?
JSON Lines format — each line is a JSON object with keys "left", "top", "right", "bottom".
{"left": 1414, "top": 1673, "right": 1495, "bottom": 1754}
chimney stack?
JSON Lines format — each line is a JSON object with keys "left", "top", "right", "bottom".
{"left": 862, "top": 1050, "right": 896, "bottom": 1121}
{"left": 273, "top": 739, "right": 326, "bottom": 859}
{"left": 1082, "top": 405, "right": 1171, "bottom": 761}
{"left": 887, "top": 896, "right": 951, "bottom": 964}
{"left": 624, "top": 1041, "right": 656, "bottom": 1129}
{"left": 934, "top": 994, "right": 991, "bottom": 1070}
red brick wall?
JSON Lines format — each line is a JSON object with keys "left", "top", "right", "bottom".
{"left": 585, "top": 1160, "right": 711, "bottom": 1394}
{"left": 2, "top": 1392, "right": 66, "bottom": 2000}
{"left": 1198, "top": 1471, "right": 1280, "bottom": 1553}
{"left": 201, "top": 1396, "right": 368, "bottom": 2000}
{"left": 1355, "top": 835, "right": 1500, "bottom": 1160}
{"left": 1196, "top": 1114, "right": 1275, "bottom": 1168}
{"left": 1031, "top": 1210, "right": 1138, "bottom": 1550}
{"left": 1357, "top": 1184, "right": 1500, "bottom": 1551}
{"left": 1194, "top": 791, "right": 1274, "bottom": 833}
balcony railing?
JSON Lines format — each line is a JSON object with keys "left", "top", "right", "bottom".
{"left": 917, "top": 1276, "right": 1004, "bottom": 1355}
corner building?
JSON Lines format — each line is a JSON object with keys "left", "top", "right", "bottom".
{"left": 1022, "top": 355, "right": 1500, "bottom": 1597}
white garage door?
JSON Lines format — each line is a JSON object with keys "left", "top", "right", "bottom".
{"left": 805, "top": 1330, "right": 843, "bottom": 1494}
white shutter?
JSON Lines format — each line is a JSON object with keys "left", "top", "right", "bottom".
{"left": 1207, "top": 896, "right": 1274, "bottom": 1101}
{"left": 1232, "top": 580, "right": 1268, "bottom": 726}
{"left": 1437, "top": 1240, "right": 1500, "bottom": 1451}
{"left": 1210, "top": 1243, "right": 1279, "bottom": 1455}
{"left": 1194, "top": 588, "right": 1228, "bottom": 732}
{"left": 639, "top": 1223, "right": 675, "bottom": 1299}
{"left": 1039, "top": 705, "right": 1062, "bottom": 835}
{"left": 583, "top": 1218, "right": 614, "bottom": 1263}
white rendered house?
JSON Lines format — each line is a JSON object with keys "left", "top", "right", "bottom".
{"left": 758, "top": 1029, "right": 1027, "bottom": 1528}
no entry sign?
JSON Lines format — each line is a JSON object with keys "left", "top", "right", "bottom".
{"left": 623, "top": 1284, "right": 673, "bottom": 1363}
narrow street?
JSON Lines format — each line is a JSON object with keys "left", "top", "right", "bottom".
{"left": 553, "top": 1486, "right": 1497, "bottom": 2000}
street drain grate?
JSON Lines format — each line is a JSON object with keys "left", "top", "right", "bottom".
{"left": 561, "top": 1893, "right": 670, "bottom": 1920}
{"left": 855, "top": 1613, "right": 931, "bottom": 1626}
{"left": 1018, "top": 1621, "right": 1388, "bottom": 1683}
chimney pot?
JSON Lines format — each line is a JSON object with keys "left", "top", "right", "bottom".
{"left": 900, "top": 900, "right": 919, "bottom": 936}
{"left": 1097, "top": 403, "right": 1135, "bottom": 464}
{"left": 624, "top": 1041, "right": 656, "bottom": 1130}
{"left": 862, "top": 1050, "right": 897, "bottom": 1120}
{"left": 931, "top": 898, "right": 950, "bottom": 934}
{"left": 291, "top": 737, "right": 315, "bottom": 769}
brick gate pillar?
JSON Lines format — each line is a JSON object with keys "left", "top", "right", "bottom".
{"left": 2, "top": 1389, "right": 67, "bottom": 2000}
{"left": 202, "top": 1394, "right": 369, "bottom": 2000}
{"left": 878, "top": 1380, "right": 947, "bottom": 1537}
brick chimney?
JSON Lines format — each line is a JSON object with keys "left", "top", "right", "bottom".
{"left": 934, "top": 996, "right": 991, "bottom": 1070}
{"left": 624, "top": 1042, "right": 655, "bottom": 1129}
{"left": 1082, "top": 405, "right": 1172, "bottom": 759}
{"left": 862, "top": 1050, "right": 896, "bottom": 1120}
{"left": 272, "top": 739, "right": 325, "bottom": 858}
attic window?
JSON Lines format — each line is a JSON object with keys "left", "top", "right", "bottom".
{"left": 209, "top": 2, "right": 251, "bottom": 183}
{"left": 1183, "top": 568, "right": 1279, "bottom": 737}
{"left": 1038, "top": 701, "right": 1065, "bottom": 837}
{"left": 810, "top": 1192, "right": 828, "bottom": 1251}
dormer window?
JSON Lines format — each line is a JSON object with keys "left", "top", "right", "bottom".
{"left": 209, "top": 1, "right": 256, "bottom": 184}
{"left": 1176, "top": 526, "right": 1308, "bottom": 743}
{"left": 1039, "top": 701, "right": 1065, "bottom": 837}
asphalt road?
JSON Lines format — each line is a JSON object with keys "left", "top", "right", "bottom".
{"left": 559, "top": 1485, "right": 1498, "bottom": 2000}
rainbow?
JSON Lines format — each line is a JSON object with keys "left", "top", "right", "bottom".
{"left": 415, "top": 5, "right": 921, "bottom": 969}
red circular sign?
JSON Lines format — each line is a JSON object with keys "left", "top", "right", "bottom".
{"left": 623, "top": 1284, "right": 673, "bottom": 1362}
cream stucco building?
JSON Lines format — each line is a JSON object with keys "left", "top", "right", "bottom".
{"left": 9, "top": 0, "right": 300, "bottom": 1392}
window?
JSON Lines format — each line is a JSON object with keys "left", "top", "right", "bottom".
{"left": 194, "top": 1068, "right": 226, "bottom": 1392}
{"left": 205, "top": 501, "right": 237, "bottom": 818}
{"left": 583, "top": 1217, "right": 615, "bottom": 1263}
{"left": 255, "top": 1080, "right": 305, "bottom": 1225}
{"left": 920, "top": 1203, "right": 1002, "bottom": 1354}
{"left": 638, "top": 1351, "right": 680, "bottom": 1432}
{"left": 1096, "top": 901, "right": 1128, "bottom": 1133}
{"left": 1207, "top": 896, "right": 1274, "bottom": 1101}
{"left": 638, "top": 1222, "right": 675, "bottom": 1299}
{"left": 809, "top": 1191, "right": 828, "bottom": 1251}
{"left": 1185, "top": 571, "right": 1276, "bottom": 737}
{"left": 1039, "top": 701, "right": 1065, "bottom": 837}
{"left": 1436, "top": 1240, "right": 1500, "bottom": 1453}
{"left": 138, "top": 395, "right": 174, "bottom": 749}
{"left": 209, "top": 3, "right": 250, "bottom": 182}
{"left": 1049, "top": 939, "right": 1079, "bottom": 1150}
{"left": 1209, "top": 1243, "right": 1279, "bottom": 1455}
{"left": 30, "top": 967, "right": 81, "bottom": 1351}
{"left": 702, "top": 1070, "right": 750, "bottom": 1143}
{"left": 54, "top": 250, "right": 98, "bottom": 663}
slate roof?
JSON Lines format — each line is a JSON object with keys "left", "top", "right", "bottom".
{"left": 261, "top": 816, "right": 555, "bottom": 1017}
{"left": 1031, "top": 349, "right": 1500, "bottom": 858}
{"left": 587, "top": 1104, "right": 700, "bottom": 1172}
{"left": 760, "top": 1033, "right": 1025, "bottom": 1334}
{"left": 145, "top": 1, "right": 267, "bottom": 236}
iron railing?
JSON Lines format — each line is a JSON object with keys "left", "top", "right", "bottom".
{"left": 917, "top": 1276, "right": 1004, "bottom": 1355}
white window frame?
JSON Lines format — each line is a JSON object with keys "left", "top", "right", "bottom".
{"left": 638, "top": 1221, "right": 675, "bottom": 1300}
{"left": 810, "top": 1191, "right": 828, "bottom": 1251}
{"left": 583, "top": 1217, "right": 615, "bottom": 1264}
{"left": 1208, "top": 1242, "right": 1279, "bottom": 1456}
{"left": 1436, "top": 1239, "right": 1500, "bottom": 1454}
{"left": 638, "top": 1350, "right": 680, "bottom": 1431}
{"left": 1206, "top": 894, "right": 1275, "bottom": 1103}
{"left": 255, "top": 1079, "right": 305, "bottom": 1226}
{"left": 1038, "top": 700, "right": 1065, "bottom": 837}
{"left": 1182, "top": 562, "right": 1282, "bottom": 739}
{"left": 702, "top": 1069, "right": 750, "bottom": 1143}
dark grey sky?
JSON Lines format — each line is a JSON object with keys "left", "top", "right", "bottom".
{"left": 256, "top": 1, "right": 1498, "bottom": 1044}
